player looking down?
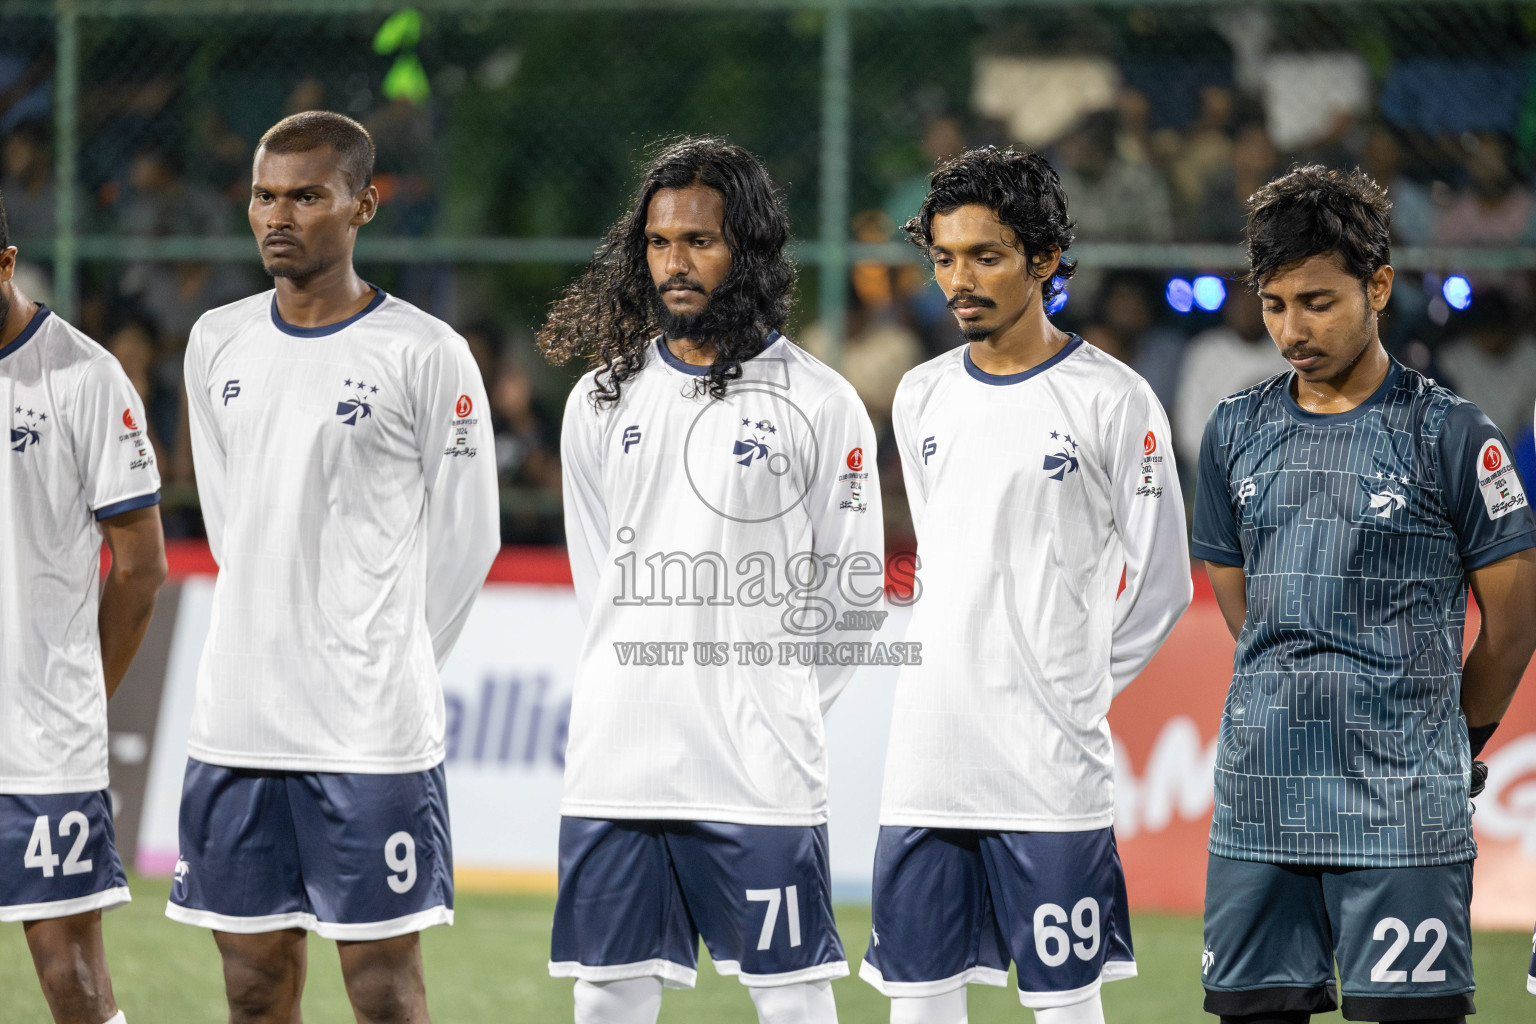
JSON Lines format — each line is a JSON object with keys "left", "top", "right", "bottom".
{"left": 1, "top": 193, "right": 167, "bottom": 1024}
{"left": 539, "top": 137, "right": 882, "bottom": 1024}
{"left": 860, "top": 147, "right": 1192, "bottom": 1024}
{"left": 168, "top": 111, "right": 499, "bottom": 1024}
{"left": 1194, "top": 166, "right": 1536, "bottom": 1024}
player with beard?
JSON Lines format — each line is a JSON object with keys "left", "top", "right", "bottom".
{"left": 539, "top": 137, "right": 883, "bottom": 1024}
{"left": 860, "top": 147, "right": 1192, "bottom": 1023}
{"left": 1, "top": 193, "right": 166, "bottom": 1024}
{"left": 1195, "top": 166, "right": 1536, "bottom": 1023}
{"left": 168, "top": 112, "right": 499, "bottom": 1024}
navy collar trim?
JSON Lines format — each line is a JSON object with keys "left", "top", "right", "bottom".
{"left": 963, "top": 334, "right": 1083, "bottom": 386}
{"left": 0, "top": 304, "right": 51, "bottom": 361}
{"left": 270, "top": 287, "right": 386, "bottom": 338}
{"left": 655, "top": 331, "right": 782, "bottom": 376}
{"left": 1283, "top": 360, "right": 1400, "bottom": 424}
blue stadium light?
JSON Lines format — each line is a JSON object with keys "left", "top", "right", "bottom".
{"left": 1442, "top": 275, "right": 1473, "bottom": 311}
{"left": 1166, "top": 277, "right": 1194, "bottom": 314}
{"left": 1045, "top": 285, "right": 1069, "bottom": 315}
{"left": 1192, "top": 275, "right": 1227, "bottom": 311}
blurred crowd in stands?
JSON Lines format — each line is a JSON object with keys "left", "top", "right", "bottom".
{"left": 809, "top": 76, "right": 1536, "bottom": 550}
{"left": 3, "top": 33, "right": 1534, "bottom": 549}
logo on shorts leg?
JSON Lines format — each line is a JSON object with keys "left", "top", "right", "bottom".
{"left": 172, "top": 856, "right": 190, "bottom": 901}
{"left": 1202, "top": 946, "right": 1215, "bottom": 975}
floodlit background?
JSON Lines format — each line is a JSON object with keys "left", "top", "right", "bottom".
{"left": 4, "top": 0, "right": 1536, "bottom": 543}
{"left": 4, "top": 1, "right": 1536, "bottom": 1021}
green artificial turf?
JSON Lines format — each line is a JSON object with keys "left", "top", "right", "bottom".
{"left": 1, "top": 874, "right": 1531, "bottom": 1022}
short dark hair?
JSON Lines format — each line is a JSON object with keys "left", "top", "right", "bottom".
{"left": 904, "top": 146, "right": 1076, "bottom": 309}
{"left": 1244, "top": 165, "right": 1391, "bottom": 288}
{"left": 257, "top": 110, "right": 376, "bottom": 193}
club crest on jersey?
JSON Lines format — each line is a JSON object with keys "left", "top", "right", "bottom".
{"left": 1367, "top": 489, "right": 1407, "bottom": 518}
{"left": 10, "top": 405, "right": 45, "bottom": 453}
{"left": 1042, "top": 429, "right": 1080, "bottom": 481}
{"left": 733, "top": 417, "right": 778, "bottom": 467}
{"left": 336, "top": 377, "right": 379, "bottom": 426}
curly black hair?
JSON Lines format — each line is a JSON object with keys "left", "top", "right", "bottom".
{"left": 536, "top": 137, "right": 795, "bottom": 407}
{"left": 903, "top": 146, "right": 1076, "bottom": 309}
{"left": 1245, "top": 165, "right": 1392, "bottom": 288}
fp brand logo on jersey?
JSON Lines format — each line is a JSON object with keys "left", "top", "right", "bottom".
{"left": 1236, "top": 477, "right": 1257, "bottom": 506}
{"left": 622, "top": 425, "right": 642, "bottom": 454}
{"left": 1043, "top": 429, "right": 1080, "bottom": 481}
{"left": 336, "top": 376, "right": 379, "bottom": 426}
{"left": 222, "top": 380, "right": 241, "bottom": 405}
{"left": 846, "top": 447, "right": 863, "bottom": 471}
{"left": 922, "top": 437, "right": 937, "bottom": 464}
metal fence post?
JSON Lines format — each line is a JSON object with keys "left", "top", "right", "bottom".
{"left": 817, "top": 0, "right": 850, "bottom": 368}
{"left": 53, "top": 0, "right": 79, "bottom": 322}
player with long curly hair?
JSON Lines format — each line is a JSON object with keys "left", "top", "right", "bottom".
{"left": 537, "top": 136, "right": 795, "bottom": 406}
{"left": 544, "top": 136, "right": 883, "bottom": 1024}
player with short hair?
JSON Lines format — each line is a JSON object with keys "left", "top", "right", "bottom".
{"left": 539, "top": 136, "right": 883, "bottom": 1024}
{"left": 860, "top": 147, "right": 1193, "bottom": 1024}
{"left": 1195, "top": 165, "right": 1536, "bottom": 1024}
{"left": 1, "top": 192, "right": 167, "bottom": 1024}
{"left": 168, "top": 111, "right": 499, "bottom": 1024}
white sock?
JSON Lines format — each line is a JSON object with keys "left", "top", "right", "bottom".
{"left": 890, "top": 988, "right": 968, "bottom": 1024}
{"left": 100, "top": 1013, "right": 126, "bottom": 1024}
{"left": 1032, "top": 991, "right": 1105, "bottom": 1024}
{"left": 748, "top": 979, "right": 838, "bottom": 1024}
{"left": 573, "top": 977, "right": 663, "bottom": 1024}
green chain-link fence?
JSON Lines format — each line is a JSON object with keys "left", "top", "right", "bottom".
{"left": 3, "top": 0, "right": 1534, "bottom": 540}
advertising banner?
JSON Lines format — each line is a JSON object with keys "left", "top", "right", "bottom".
{"left": 117, "top": 550, "right": 1536, "bottom": 929}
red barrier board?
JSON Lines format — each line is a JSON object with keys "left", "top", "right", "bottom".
{"left": 147, "top": 543, "right": 1536, "bottom": 928}
{"left": 1111, "top": 576, "right": 1536, "bottom": 929}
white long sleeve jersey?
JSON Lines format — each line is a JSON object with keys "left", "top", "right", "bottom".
{"left": 561, "top": 334, "right": 884, "bottom": 826}
{"left": 184, "top": 290, "right": 499, "bottom": 773}
{"left": 1, "top": 307, "right": 160, "bottom": 793}
{"left": 880, "top": 337, "right": 1192, "bottom": 832}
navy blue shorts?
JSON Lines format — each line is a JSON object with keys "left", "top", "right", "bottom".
{"left": 1203, "top": 853, "right": 1476, "bottom": 1021}
{"left": 0, "top": 790, "right": 129, "bottom": 922}
{"left": 549, "top": 818, "right": 848, "bottom": 988}
{"left": 165, "top": 758, "right": 453, "bottom": 940}
{"left": 860, "top": 826, "right": 1136, "bottom": 1009}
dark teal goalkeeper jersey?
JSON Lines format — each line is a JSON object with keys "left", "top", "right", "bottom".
{"left": 1193, "top": 362, "right": 1535, "bottom": 867}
